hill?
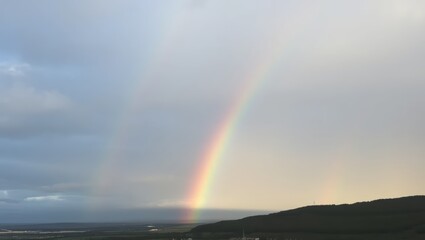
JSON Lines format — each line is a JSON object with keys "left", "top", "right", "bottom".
{"left": 191, "top": 196, "right": 425, "bottom": 237}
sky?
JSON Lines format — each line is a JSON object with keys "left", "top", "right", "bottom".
{"left": 0, "top": 0, "right": 425, "bottom": 223}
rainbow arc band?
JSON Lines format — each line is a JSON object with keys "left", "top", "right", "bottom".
{"left": 184, "top": 51, "right": 285, "bottom": 222}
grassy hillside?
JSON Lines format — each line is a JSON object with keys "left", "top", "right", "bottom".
{"left": 191, "top": 196, "right": 425, "bottom": 235}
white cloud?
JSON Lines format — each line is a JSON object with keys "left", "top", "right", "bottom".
{"left": 0, "top": 62, "right": 31, "bottom": 77}
{"left": 150, "top": 199, "right": 188, "bottom": 208}
{"left": 24, "top": 195, "right": 64, "bottom": 202}
{"left": 1, "top": 190, "right": 8, "bottom": 197}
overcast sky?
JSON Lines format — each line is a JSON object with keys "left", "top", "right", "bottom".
{"left": 0, "top": 0, "right": 424, "bottom": 223}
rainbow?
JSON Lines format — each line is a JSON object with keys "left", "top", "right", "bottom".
{"left": 89, "top": 2, "right": 319, "bottom": 222}
{"left": 184, "top": 42, "right": 292, "bottom": 222}
{"left": 183, "top": 5, "right": 318, "bottom": 222}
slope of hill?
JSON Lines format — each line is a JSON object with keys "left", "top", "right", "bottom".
{"left": 191, "top": 196, "right": 425, "bottom": 235}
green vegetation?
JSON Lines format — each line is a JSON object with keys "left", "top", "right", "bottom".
{"left": 191, "top": 195, "right": 425, "bottom": 239}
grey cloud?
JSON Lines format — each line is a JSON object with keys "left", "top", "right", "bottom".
{"left": 0, "top": 0, "right": 425, "bottom": 222}
{"left": 0, "top": 83, "right": 83, "bottom": 139}
{"left": 0, "top": 1, "right": 154, "bottom": 67}
{"left": 39, "top": 183, "right": 89, "bottom": 194}
{"left": 0, "top": 198, "right": 19, "bottom": 204}
{"left": 0, "top": 84, "right": 71, "bottom": 114}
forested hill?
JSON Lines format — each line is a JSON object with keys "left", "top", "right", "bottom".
{"left": 191, "top": 196, "right": 425, "bottom": 234}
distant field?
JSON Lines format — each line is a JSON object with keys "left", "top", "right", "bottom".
{"left": 1, "top": 222, "right": 424, "bottom": 240}
{"left": 0, "top": 222, "right": 197, "bottom": 240}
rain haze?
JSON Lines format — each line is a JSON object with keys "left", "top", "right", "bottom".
{"left": 0, "top": 0, "right": 424, "bottom": 223}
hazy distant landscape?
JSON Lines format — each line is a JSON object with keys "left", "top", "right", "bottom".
{"left": 1, "top": 196, "right": 424, "bottom": 239}
{"left": 0, "top": 223, "right": 196, "bottom": 240}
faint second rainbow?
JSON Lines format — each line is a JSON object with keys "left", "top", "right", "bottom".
{"left": 89, "top": 4, "right": 189, "bottom": 210}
